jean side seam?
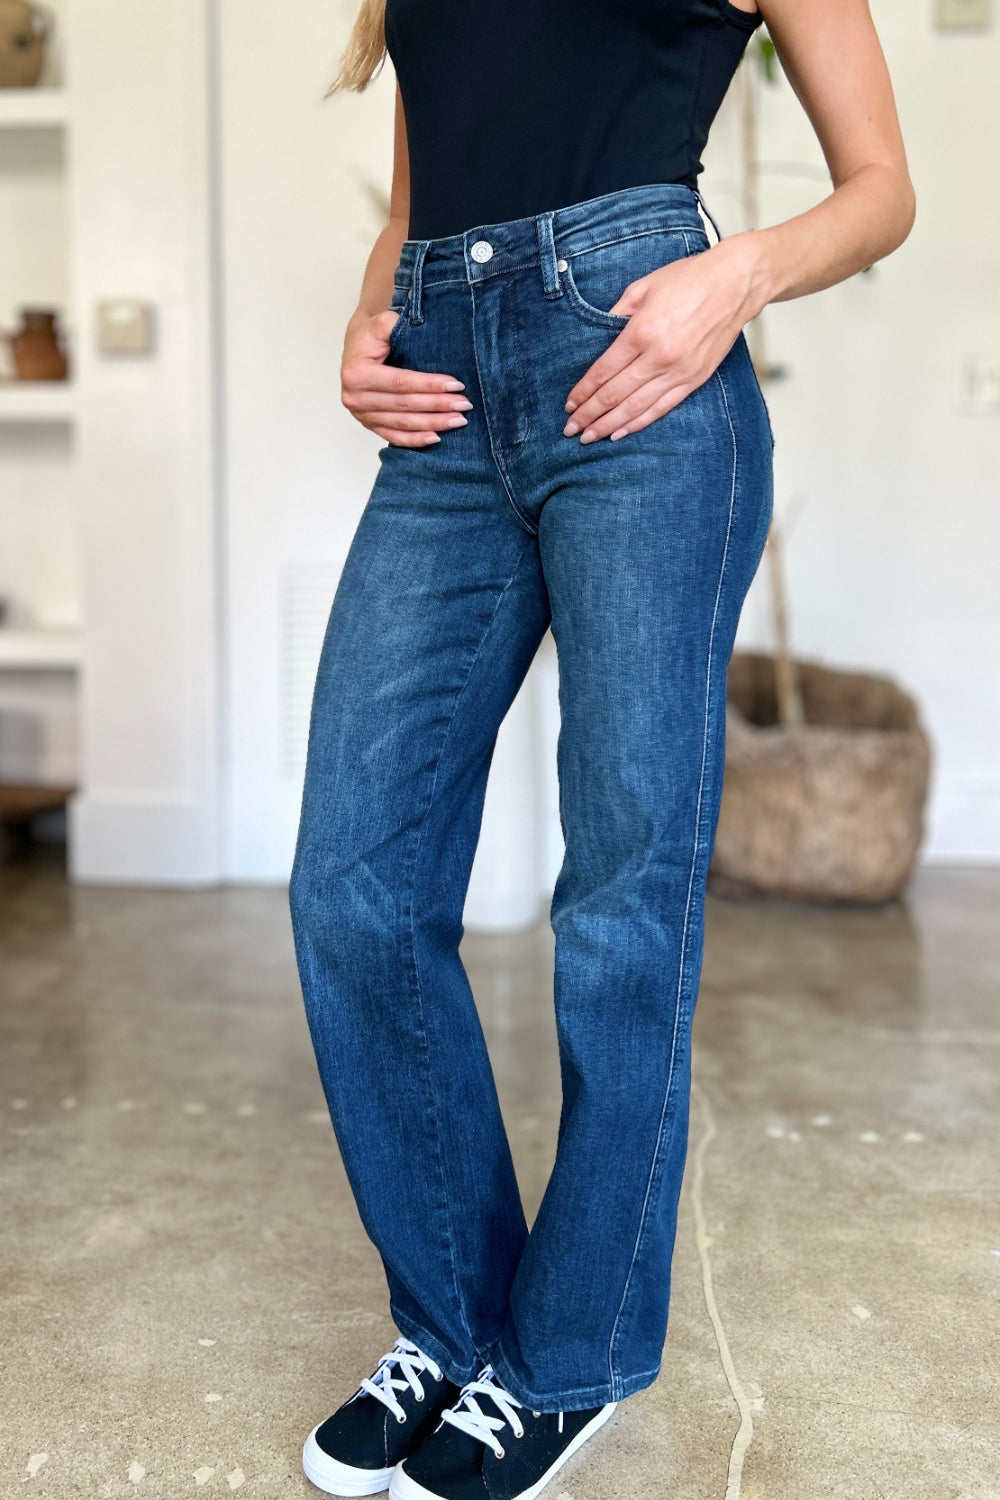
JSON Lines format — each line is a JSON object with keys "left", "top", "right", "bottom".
{"left": 605, "top": 355, "right": 740, "bottom": 1399}
{"left": 402, "top": 534, "right": 539, "bottom": 1363}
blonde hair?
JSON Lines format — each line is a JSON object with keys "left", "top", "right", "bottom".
{"left": 325, "top": 0, "right": 389, "bottom": 95}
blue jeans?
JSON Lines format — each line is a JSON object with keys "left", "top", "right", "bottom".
{"left": 289, "top": 182, "right": 773, "bottom": 1412}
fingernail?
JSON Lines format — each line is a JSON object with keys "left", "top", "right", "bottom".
{"left": 565, "top": 399, "right": 578, "bottom": 413}
{"left": 444, "top": 380, "right": 465, "bottom": 391}
{"left": 425, "top": 433, "right": 442, "bottom": 443}
{"left": 580, "top": 429, "right": 597, "bottom": 444}
{"left": 563, "top": 421, "right": 580, "bottom": 437}
{"left": 447, "top": 415, "right": 468, "bottom": 427}
{"left": 610, "top": 428, "right": 627, "bottom": 441}
{"left": 455, "top": 399, "right": 474, "bottom": 411}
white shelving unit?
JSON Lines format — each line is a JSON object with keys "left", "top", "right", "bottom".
{"left": 0, "top": 380, "right": 75, "bottom": 422}
{"left": 0, "top": 48, "right": 80, "bottom": 790}
{"left": 0, "top": 86, "right": 68, "bottom": 128}
{"left": 0, "top": 629, "right": 81, "bottom": 670}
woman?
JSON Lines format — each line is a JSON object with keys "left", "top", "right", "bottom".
{"left": 289, "top": 0, "right": 914, "bottom": 1495}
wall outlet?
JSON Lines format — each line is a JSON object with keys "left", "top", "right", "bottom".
{"left": 934, "top": 0, "right": 992, "bottom": 29}
{"left": 954, "top": 355, "right": 1000, "bottom": 413}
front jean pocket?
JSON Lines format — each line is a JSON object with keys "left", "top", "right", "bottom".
{"left": 560, "top": 227, "right": 705, "bottom": 330}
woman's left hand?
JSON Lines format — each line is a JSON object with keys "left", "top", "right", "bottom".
{"left": 562, "top": 235, "right": 763, "bottom": 443}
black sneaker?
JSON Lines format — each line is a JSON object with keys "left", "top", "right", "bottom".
{"left": 388, "top": 1364, "right": 617, "bottom": 1500}
{"left": 303, "top": 1337, "right": 464, "bottom": 1496}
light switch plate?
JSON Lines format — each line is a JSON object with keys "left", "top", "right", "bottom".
{"left": 95, "top": 299, "right": 155, "bottom": 355}
{"left": 935, "top": 0, "right": 991, "bottom": 29}
{"left": 954, "top": 355, "right": 1000, "bottom": 413}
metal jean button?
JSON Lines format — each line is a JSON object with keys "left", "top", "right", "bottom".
{"left": 470, "top": 240, "right": 494, "bottom": 263}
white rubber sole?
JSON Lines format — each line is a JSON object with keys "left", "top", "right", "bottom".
{"left": 302, "top": 1426, "right": 397, "bottom": 1497}
{"left": 388, "top": 1401, "right": 618, "bottom": 1500}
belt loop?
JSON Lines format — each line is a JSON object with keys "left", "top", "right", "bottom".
{"left": 411, "top": 241, "right": 429, "bottom": 324}
{"left": 536, "top": 212, "right": 563, "bottom": 300}
{"left": 693, "top": 189, "right": 724, "bottom": 244}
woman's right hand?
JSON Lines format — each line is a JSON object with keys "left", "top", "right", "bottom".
{"left": 341, "top": 309, "right": 473, "bottom": 448}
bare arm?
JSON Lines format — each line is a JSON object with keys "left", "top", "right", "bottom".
{"left": 563, "top": 0, "right": 916, "bottom": 443}
{"left": 346, "top": 82, "right": 411, "bottom": 329}
{"left": 341, "top": 81, "right": 473, "bottom": 448}
{"left": 737, "top": 0, "right": 916, "bottom": 311}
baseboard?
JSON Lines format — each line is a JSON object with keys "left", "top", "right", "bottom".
{"left": 68, "top": 793, "right": 220, "bottom": 885}
{"left": 924, "top": 777, "right": 1000, "bottom": 863}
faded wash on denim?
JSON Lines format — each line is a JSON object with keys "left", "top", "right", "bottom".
{"left": 289, "top": 182, "right": 774, "bottom": 1411}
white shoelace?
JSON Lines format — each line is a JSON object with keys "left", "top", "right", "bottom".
{"left": 358, "top": 1337, "right": 444, "bottom": 1423}
{"left": 440, "top": 1364, "right": 541, "bottom": 1461}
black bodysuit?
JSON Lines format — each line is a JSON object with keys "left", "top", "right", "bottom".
{"left": 384, "top": 0, "right": 764, "bottom": 240}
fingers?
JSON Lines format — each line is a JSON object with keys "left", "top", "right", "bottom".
{"left": 563, "top": 328, "right": 639, "bottom": 417}
{"left": 374, "top": 427, "right": 445, "bottom": 449}
{"left": 341, "top": 309, "right": 476, "bottom": 448}
{"left": 343, "top": 352, "right": 471, "bottom": 408}
{"left": 364, "top": 409, "right": 470, "bottom": 434}
{"left": 347, "top": 388, "right": 472, "bottom": 446}
{"left": 571, "top": 373, "right": 692, "bottom": 444}
{"left": 369, "top": 405, "right": 468, "bottom": 447}
{"left": 345, "top": 379, "right": 473, "bottom": 411}
{"left": 563, "top": 349, "right": 656, "bottom": 438}
{"left": 606, "top": 384, "right": 693, "bottom": 442}
{"left": 343, "top": 383, "right": 473, "bottom": 418}
{"left": 342, "top": 355, "right": 473, "bottom": 447}
{"left": 350, "top": 362, "right": 469, "bottom": 398}
{"left": 562, "top": 347, "right": 655, "bottom": 440}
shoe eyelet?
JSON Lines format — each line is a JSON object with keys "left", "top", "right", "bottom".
{"left": 396, "top": 1413, "right": 407, "bottom": 1424}
{"left": 415, "top": 1393, "right": 425, "bottom": 1402}
{"left": 495, "top": 1447, "right": 505, "bottom": 1460}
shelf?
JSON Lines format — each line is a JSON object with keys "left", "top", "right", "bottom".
{"left": 0, "top": 382, "right": 75, "bottom": 423}
{"left": 0, "top": 630, "right": 82, "bottom": 670}
{"left": 0, "top": 87, "right": 68, "bottom": 128}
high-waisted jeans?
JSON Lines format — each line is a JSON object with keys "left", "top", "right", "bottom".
{"left": 289, "top": 182, "right": 774, "bottom": 1411}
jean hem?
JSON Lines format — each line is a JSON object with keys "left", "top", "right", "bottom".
{"left": 389, "top": 1304, "right": 481, "bottom": 1391}
{"left": 482, "top": 1335, "right": 661, "bottom": 1412}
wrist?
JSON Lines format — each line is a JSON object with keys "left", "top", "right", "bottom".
{"left": 716, "top": 228, "right": 779, "bottom": 322}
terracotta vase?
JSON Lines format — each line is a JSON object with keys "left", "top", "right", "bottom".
{"left": 0, "top": 0, "right": 51, "bottom": 88}
{"left": 6, "top": 308, "right": 68, "bottom": 381}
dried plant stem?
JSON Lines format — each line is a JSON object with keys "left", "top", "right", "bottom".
{"left": 766, "top": 520, "right": 805, "bottom": 726}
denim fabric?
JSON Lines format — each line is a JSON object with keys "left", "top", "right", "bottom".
{"left": 289, "top": 182, "right": 774, "bottom": 1412}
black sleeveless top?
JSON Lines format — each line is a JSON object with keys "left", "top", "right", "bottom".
{"left": 384, "top": 0, "right": 763, "bottom": 241}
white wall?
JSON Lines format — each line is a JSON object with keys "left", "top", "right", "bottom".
{"left": 217, "top": 0, "right": 1000, "bottom": 888}
{"left": 214, "top": 3, "right": 556, "bottom": 917}
{"left": 64, "top": 0, "right": 997, "bottom": 889}
{"left": 215, "top": 0, "right": 399, "bottom": 880}
{"left": 67, "top": 0, "right": 220, "bottom": 882}
{"left": 700, "top": 1, "right": 1000, "bottom": 860}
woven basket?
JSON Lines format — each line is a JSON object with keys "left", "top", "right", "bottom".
{"left": 710, "top": 651, "right": 932, "bottom": 904}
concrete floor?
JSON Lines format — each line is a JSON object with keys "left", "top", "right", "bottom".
{"left": 2, "top": 857, "right": 999, "bottom": 1499}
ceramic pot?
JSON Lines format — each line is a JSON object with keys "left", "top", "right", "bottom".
{"left": 5, "top": 308, "right": 68, "bottom": 380}
{"left": 0, "top": 0, "right": 50, "bottom": 88}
